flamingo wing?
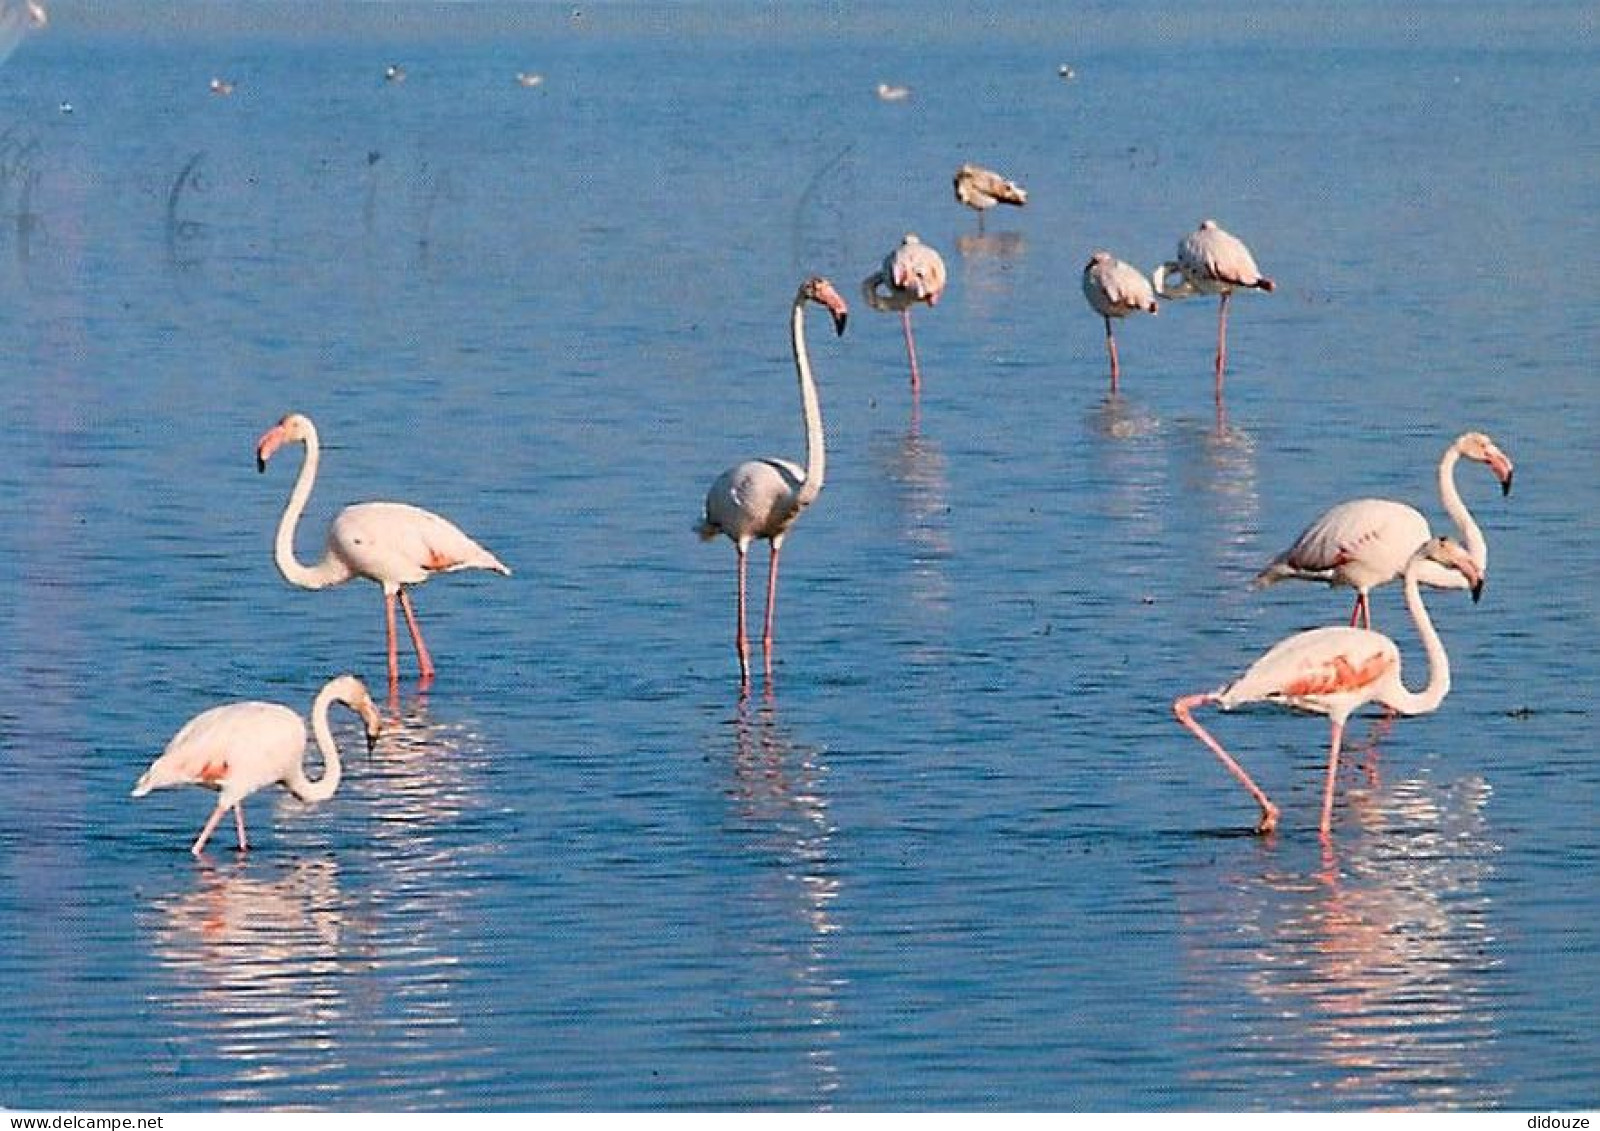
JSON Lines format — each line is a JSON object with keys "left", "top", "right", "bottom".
{"left": 133, "top": 702, "right": 304, "bottom": 796}
{"left": 331, "top": 502, "right": 510, "bottom": 584}
{"left": 1181, "top": 222, "right": 1268, "bottom": 289}
{"left": 1222, "top": 626, "right": 1398, "bottom": 711}
{"left": 1260, "top": 498, "right": 1431, "bottom": 591}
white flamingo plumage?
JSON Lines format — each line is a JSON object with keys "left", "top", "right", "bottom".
{"left": 1082, "top": 250, "right": 1158, "bottom": 393}
{"left": 1175, "top": 536, "right": 1482, "bottom": 838}
{"left": 953, "top": 163, "right": 1027, "bottom": 232}
{"left": 1254, "top": 431, "right": 1514, "bottom": 628}
{"left": 132, "top": 674, "right": 383, "bottom": 856}
{"left": 862, "top": 233, "right": 947, "bottom": 393}
{"left": 1153, "top": 219, "right": 1275, "bottom": 398}
{"left": 699, "top": 277, "right": 848, "bottom": 686}
{"left": 256, "top": 413, "right": 511, "bottom": 690}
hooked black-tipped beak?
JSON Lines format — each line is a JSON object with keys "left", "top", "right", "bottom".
{"left": 832, "top": 310, "right": 848, "bottom": 337}
{"left": 1471, "top": 577, "right": 1485, "bottom": 604}
{"left": 1501, "top": 469, "right": 1513, "bottom": 497}
{"left": 366, "top": 729, "right": 379, "bottom": 754}
{"left": 256, "top": 454, "right": 267, "bottom": 473}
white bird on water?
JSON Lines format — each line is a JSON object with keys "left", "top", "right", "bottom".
{"left": 1153, "top": 218, "right": 1274, "bottom": 400}
{"left": 862, "top": 233, "right": 947, "bottom": 393}
{"left": 1081, "top": 250, "right": 1157, "bottom": 393}
{"left": 699, "top": 277, "right": 849, "bottom": 688}
{"left": 875, "top": 82, "right": 910, "bottom": 102}
{"left": 1175, "top": 536, "right": 1481, "bottom": 838}
{"left": 132, "top": 675, "right": 383, "bottom": 856}
{"left": 1254, "top": 431, "right": 1514, "bottom": 628}
{"left": 952, "top": 163, "right": 1027, "bottom": 233}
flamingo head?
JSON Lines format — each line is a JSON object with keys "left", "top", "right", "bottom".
{"left": 1456, "top": 431, "right": 1515, "bottom": 496}
{"left": 330, "top": 674, "right": 384, "bottom": 752}
{"left": 1085, "top": 249, "right": 1112, "bottom": 272}
{"left": 256, "top": 412, "right": 315, "bottom": 472}
{"left": 1419, "top": 535, "right": 1484, "bottom": 603}
{"left": 801, "top": 277, "right": 849, "bottom": 336}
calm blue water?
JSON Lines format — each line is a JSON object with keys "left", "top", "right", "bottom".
{"left": 0, "top": 0, "right": 1595, "bottom": 1112}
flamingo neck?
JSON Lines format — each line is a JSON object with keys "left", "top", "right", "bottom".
{"left": 287, "top": 681, "right": 345, "bottom": 803}
{"left": 274, "top": 426, "right": 351, "bottom": 590}
{"left": 1437, "top": 444, "right": 1486, "bottom": 568}
{"left": 792, "top": 294, "right": 825, "bottom": 511}
{"left": 1383, "top": 556, "right": 1452, "bottom": 716}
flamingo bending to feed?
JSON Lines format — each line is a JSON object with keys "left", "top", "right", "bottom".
{"left": 953, "top": 163, "right": 1027, "bottom": 232}
{"left": 862, "top": 233, "right": 946, "bottom": 392}
{"left": 1082, "top": 250, "right": 1158, "bottom": 393}
{"left": 1153, "top": 219, "right": 1274, "bottom": 397}
{"left": 1254, "top": 431, "right": 1514, "bottom": 629}
{"left": 1174, "top": 536, "right": 1481, "bottom": 838}
{"left": 699, "top": 277, "right": 848, "bottom": 685}
{"left": 132, "top": 675, "right": 382, "bottom": 856}
{"left": 256, "top": 412, "right": 511, "bottom": 688}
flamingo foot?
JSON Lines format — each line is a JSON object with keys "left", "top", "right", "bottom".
{"left": 1255, "top": 805, "right": 1280, "bottom": 836}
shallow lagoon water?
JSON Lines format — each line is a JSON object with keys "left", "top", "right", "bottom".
{"left": 0, "top": 0, "right": 1595, "bottom": 1111}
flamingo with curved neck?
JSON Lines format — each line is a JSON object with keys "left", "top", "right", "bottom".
{"left": 699, "top": 276, "right": 848, "bottom": 686}
{"left": 257, "top": 412, "right": 511, "bottom": 689}
{"left": 1254, "top": 431, "right": 1514, "bottom": 627}
{"left": 1176, "top": 536, "right": 1481, "bottom": 838}
{"left": 132, "top": 674, "right": 383, "bottom": 856}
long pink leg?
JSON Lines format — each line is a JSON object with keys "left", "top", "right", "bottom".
{"left": 1105, "top": 317, "right": 1121, "bottom": 394}
{"left": 762, "top": 542, "right": 782, "bottom": 679}
{"left": 1214, "top": 291, "right": 1232, "bottom": 398}
{"left": 383, "top": 591, "right": 401, "bottom": 690}
{"left": 1320, "top": 719, "right": 1346, "bottom": 839}
{"left": 399, "top": 588, "right": 436, "bottom": 681}
{"left": 191, "top": 803, "right": 229, "bottom": 857}
{"left": 901, "top": 309, "right": 922, "bottom": 393}
{"left": 234, "top": 805, "right": 248, "bottom": 853}
{"left": 1174, "top": 693, "right": 1280, "bottom": 834}
{"left": 734, "top": 543, "right": 751, "bottom": 686}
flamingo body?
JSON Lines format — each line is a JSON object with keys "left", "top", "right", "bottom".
{"left": 953, "top": 163, "right": 1027, "bottom": 230}
{"left": 1175, "top": 537, "right": 1481, "bottom": 837}
{"left": 1153, "top": 219, "right": 1273, "bottom": 395}
{"left": 1254, "top": 431, "right": 1514, "bottom": 627}
{"left": 132, "top": 675, "right": 382, "bottom": 856}
{"left": 1082, "top": 250, "right": 1157, "bottom": 392}
{"left": 862, "top": 233, "right": 946, "bottom": 391}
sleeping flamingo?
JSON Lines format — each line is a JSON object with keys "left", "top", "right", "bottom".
{"left": 699, "top": 277, "right": 848, "bottom": 686}
{"left": 256, "top": 412, "right": 511, "bottom": 689}
{"left": 1081, "top": 250, "right": 1158, "bottom": 393}
{"left": 863, "top": 233, "right": 946, "bottom": 392}
{"left": 1254, "top": 431, "right": 1514, "bottom": 628}
{"left": 953, "top": 163, "right": 1027, "bottom": 233}
{"left": 132, "top": 674, "right": 383, "bottom": 856}
{"left": 1174, "top": 536, "right": 1481, "bottom": 838}
{"left": 1153, "top": 219, "right": 1274, "bottom": 399}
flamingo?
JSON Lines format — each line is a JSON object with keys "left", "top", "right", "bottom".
{"left": 256, "top": 412, "right": 511, "bottom": 689}
{"left": 862, "top": 233, "right": 947, "bottom": 393}
{"left": 953, "top": 163, "right": 1027, "bottom": 233}
{"left": 1254, "top": 431, "right": 1514, "bottom": 629}
{"left": 132, "top": 675, "right": 383, "bottom": 856}
{"left": 1153, "top": 219, "right": 1274, "bottom": 399}
{"left": 698, "top": 277, "right": 848, "bottom": 686}
{"left": 1081, "top": 250, "right": 1158, "bottom": 393}
{"left": 1174, "top": 536, "right": 1482, "bottom": 838}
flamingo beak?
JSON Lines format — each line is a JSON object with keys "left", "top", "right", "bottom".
{"left": 1500, "top": 467, "right": 1514, "bottom": 496}
{"left": 832, "top": 310, "right": 848, "bottom": 336}
{"left": 255, "top": 426, "right": 286, "bottom": 473}
{"left": 1471, "top": 577, "right": 1484, "bottom": 603}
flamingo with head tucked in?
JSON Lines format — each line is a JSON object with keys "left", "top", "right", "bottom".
{"left": 256, "top": 413, "right": 511, "bottom": 690}
{"left": 1254, "top": 431, "right": 1514, "bottom": 628}
{"left": 1082, "top": 250, "right": 1158, "bottom": 393}
{"left": 699, "top": 277, "right": 848, "bottom": 687}
{"left": 132, "top": 675, "right": 383, "bottom": 856}
{"left": 1175, "top": 536, "right": 1481, "bottom": 838}
{"left": 953, "top": 163, "right": 1027, "bottom": 233}
{"left": 863, "top": 233, "right": 946, "bottom": 393}
{"left": 1153, "top": 219, "right": 1274, "bottom": 399}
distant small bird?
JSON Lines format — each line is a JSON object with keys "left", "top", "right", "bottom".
{"left": 209, "top": 77, "right": 235, "bottom": 96}
{"left": 952, "top": 163, "right": 1027, "bottom": 233}
{"left": 515, "top": 71, "right": 544, "bottom": 88}
{"left": 875, "top": 82, "right": 910, "bottom": 102}
{"left": 1081, "top": 250, "right": 1157, "bottom": 393}
{"left": 1153, "top": 218, "right": 1274, "bottom": 399}
{"left": 1057, "top": 64, "right": 1076, "bottom": 80}
{"left": 132, "top": 675, "right": 383, "bottom": 856}
{"left": 384, "top": 63, "right": 406, "bottom": 83}
{"left": 1174, "top": 536, "right": 1481, "bottom": 838}
{"left": 863, "top": 233, "right": 947, "bottom": 393}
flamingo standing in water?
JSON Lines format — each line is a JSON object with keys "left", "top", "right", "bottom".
{"left": 1174, "top": 536, "right": 1481, "bottom": 838}
{"left": 1153, "top": 219, "right": 1274, "bottom": 399}
{"left": 953, "top": 163, "right": 1027, "bottom": 233}
{"left": 699, "top": 277, "right": 849, "bottom": 686}
{"left": 1254, "top": 431, "right": 1514, "bottom": 628}
{"left": 132, "top": 675, "right": 383, "bottom": 856}
{"left": 256, "top": 413, "right": 511, "bottom": 689}
{"left": 863, "top": 233, "right": 946, "bottom": 393}
{"left": 1081, "top": 250, "right": 1158, "bottom": 393}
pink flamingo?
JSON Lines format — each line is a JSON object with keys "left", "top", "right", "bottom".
{"left": 132, "top": 674, "right": 382, "bottom": 856}
{"left": 256, "top": 412, "right": 511, "bottom": 689}
{"left": 863, "top": 233, "right": 946, "bottom": 393}
{"left": 1174, "top": 536, "right": 1481, "bottom": 838}
{"left": 953, "top": 163, "right": 1027, "bottom": 233}
{"left": 1081, "top": 250, "right": 1158, "bottom": 393}
{"left": 1254, "top": 431, "right": 1514, "bottom": 628}
{"left": 699, "top": 277, "right": 848, "bottom": 686}
{"left": 1153, "top": 219, "right": 1274, "bottom": 398}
